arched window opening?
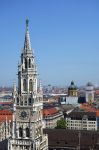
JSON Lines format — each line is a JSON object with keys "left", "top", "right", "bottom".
{"left": 32, "top": 64, "right": 34, "bottom": 68}
{"left": 24, "top": 100, "right": 27, "bottom": 105}
{"left": 17, "top": 97, "right": 19, "bottom": 105}
{"left": 25, "top": 58, "right": 27, "bottom": 69}
{"left": 29, "top": 79, "right": 33, "bottom": 91}
{"left": 20, "top": 101, "right": 23, "bottom": 106}
{"left": 28, "top": 98, "right": 31, "bottom": 105}
{"left": 26, "top": 128, "right": 30, "bottom": 137}
{"left": 31, "top": 144, "right": 33, "bottom": 149}
{"left": 29, "top": 59, "right": 31, "bottom": 68}
{"left": 23, "top": 79, "right": 27, "bottom": 91}
{"left": 19, "top": 127, "right": 23, "bottom": 137}
{"left": 22, "top": 67, "right": 24, "bottom": 72}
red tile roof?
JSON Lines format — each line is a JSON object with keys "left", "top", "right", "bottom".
{"left": 95, "top": 90, "right": 99, "bottom": 95}
{"left": 80, "top": 103, "right": 96, "bottom": 111}
{"left": 0, "top": 109, "right": 13, "bottom": 123}
{"left": 0, "top": 102, "right": 13, "bottom": 105}
{"left": 80, "top": 103, "right": 99, "bottom": 116}
{"left": 96, "top": 111, "right": 99, "bottom": 117}
{"left": 43, "top": 107, "right": 58, "bottom": 117}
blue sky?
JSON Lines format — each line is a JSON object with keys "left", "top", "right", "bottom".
{"left": 0, "top": 0, "right": 99, "bottom": 87}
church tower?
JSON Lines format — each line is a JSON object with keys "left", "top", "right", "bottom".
{"left": 68, "top": 81, "right": 78, "bottom": 97}
{"left": 85, "top": 82, "right": 94, "bottom": 104}
{"left": 9, "top": 20, "right": 48, "bottom": 150}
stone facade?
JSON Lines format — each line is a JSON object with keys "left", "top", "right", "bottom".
{"left": 8, "top": 20, "right": 48, "bottom": 150}
{"left": 0, "top": 109, "right": 12, "bottom": 142}
{"left": 0, "top": 121, "right": 11, "bottom": 141}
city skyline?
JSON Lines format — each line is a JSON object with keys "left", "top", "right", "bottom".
{"left": 0, "top": 0, "right": 99, "bottom": 87}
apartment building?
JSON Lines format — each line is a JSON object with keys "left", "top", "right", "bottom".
{"left": 43, "top": 107, "right": 63, "bottom": 128}
{"left": 66, "top": 111, "right": 97, "bottom": 130}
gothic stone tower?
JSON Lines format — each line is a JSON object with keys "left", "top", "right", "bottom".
{"left": 9, "top": 20, "right": 48, "bottom": 150}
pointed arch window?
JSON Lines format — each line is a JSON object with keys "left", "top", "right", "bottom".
{"left": 24, "top": 100, "right": 27, "bottom": 105}
{"left": 28, "top": 98, "right": 31, "bottom": 105}
{"left": 19, "top": 127, "right": 23, "bottom": 137}
{"left": 31, "top": 144, "right": 33, "bottom": 149}
{"left": 25, "top": 58, "right": 27, "bottom": 69}
{"left": 29, "top": 58, "right": 31, "bottom": 68}
{"left": 29, "top": 79, "right": 33, "bottom": 91}
{"left": 17, "top": 97, "right": 19, "bottom": 105}
{"left": 23, "top": 79, "right": 27, "bottom": 91}
{"left": 26, "top": 128, "right": 30, "bottom": 137}
{"left": 20, "top": 100, "right": 23, "bottom": 106}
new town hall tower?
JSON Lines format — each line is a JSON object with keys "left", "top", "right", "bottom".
{"left": 9, "top": 20, "right": 48, "bottom": 150}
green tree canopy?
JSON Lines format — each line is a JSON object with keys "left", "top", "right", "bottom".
{"left": 56, "top": 118, "right": 66, "bottom": 129}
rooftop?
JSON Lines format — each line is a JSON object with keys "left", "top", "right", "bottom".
{"left": 44, "top": 129, "right": 99, "bottom": 150}
{"left": 0, "top": 109, "right": 13, "bottom": 123}
{"left": 43, "top": 107, "right": 59, "bottom": 117}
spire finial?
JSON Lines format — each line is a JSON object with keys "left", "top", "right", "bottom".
{"left": 23, "top": 19, "right": 32, "bottom": 52}
{"left": 26, "top": 19, "right": 29, "bottom": 30}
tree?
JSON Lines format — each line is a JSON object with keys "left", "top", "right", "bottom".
{"left": 55, "top": 118, "right": 66, "bottom": 129}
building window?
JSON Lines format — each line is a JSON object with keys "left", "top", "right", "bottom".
{"left": 26, "top": 128, "right": 30, "bottom": 137}
{"left": 17, "top": 97, "right": 19, "bottom": 105}
{"left": 29, "top": 79, "right": 33, "bottom": 91}
{"left": 20, "top": 101, "right": 23, "bottom": 105}
{"left": 28, "top": 98, "right": 31, "bottom": 105}
{"left": 19, "top": 127, "right": 23, "bottom": 137}
{"left": 29, "top": 59, "right": 31, "bottom": 68}
{"left": 24, "top": 100, "right": 27, "bottom": 105}
{"left": 25, "top": 58, "right": 27, "bottom": 69}
{"left": 23, "top": 79, "right": 27, "bottom": 91}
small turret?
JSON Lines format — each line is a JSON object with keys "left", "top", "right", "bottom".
{"left": 13, "top": 82, "right": 16, "bottom": 93}
{"left": 13, "top": 81, "right": 17, "bottom": 99}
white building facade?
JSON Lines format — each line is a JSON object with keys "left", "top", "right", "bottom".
{"left": 43, "top": 112, "right": 63, "bottom": 128}
{"left": 85, "top": 82, "right": 95, "bottom": 104}
{"left": 66, "top": 112, "right": 97, "bottom": 131}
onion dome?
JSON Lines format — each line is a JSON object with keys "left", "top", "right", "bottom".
{"left": 86, "top": 82, "right": 93, "bottom": 86}
{"left": 68, "top": 81, "right": 77, "bottom": 90}
{"left": 86, "top": 82, "right": 94, "bottom": 91}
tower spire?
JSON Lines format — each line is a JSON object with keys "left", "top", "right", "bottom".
{"left": 24, "top": 19, "right": 32, "bottom": 53}
{"left": 26, "top": 19, "right": 29, "bottom": 30}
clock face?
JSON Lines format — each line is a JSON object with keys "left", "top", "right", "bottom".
{"left": 19, "top": 110, "right": 29, "bottom": 120}
{"left": 21, "top": 111, "right": 27, "bottom": 118}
